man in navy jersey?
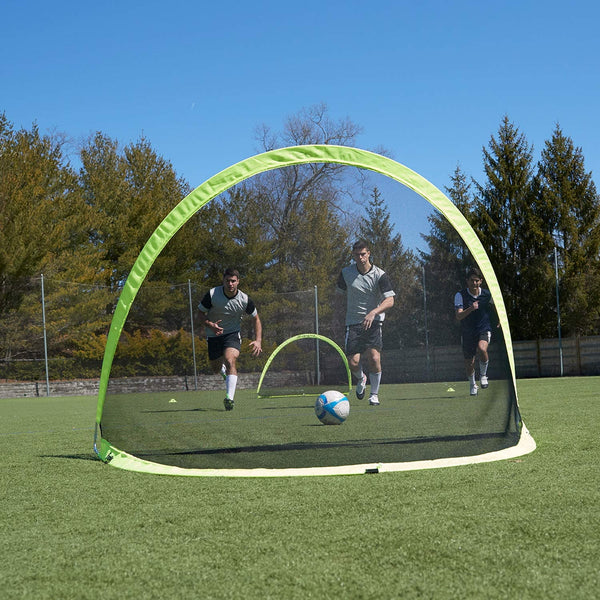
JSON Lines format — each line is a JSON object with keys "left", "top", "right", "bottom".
{"left": 337, "top": 240, "right": 395, "bottom": 406}
{"left": 454, "top": 267, "right": 494, "bottom": 396}
{"left": 198, "top": 268, "right": 262, "bottom": 410}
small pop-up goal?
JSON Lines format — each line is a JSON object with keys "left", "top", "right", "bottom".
{"left": 256, "top": 333, "right": 351, "bottom": 398}
{"left": 93, "top": 145, "right": 535, "bottom": 476}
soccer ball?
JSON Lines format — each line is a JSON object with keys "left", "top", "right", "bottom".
{"left": 315, "top": 390, "right": 350, "bottom": 425}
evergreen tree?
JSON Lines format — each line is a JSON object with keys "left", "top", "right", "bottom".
{"left": 472, "top": 116, "right": 536, "bottom": 339}
{"left": 536, "top": 125, "right": 600, "bottom": 335}
{"left": 421, "top": 166, "right": 475, "bottom": 345}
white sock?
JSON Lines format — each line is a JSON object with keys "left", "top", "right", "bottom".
{"left": 479, "top": 361, "right": 489, "bottom": 377}
{"left": 469, "top": 373, "right": 476, "bottom": 384}
{"left": 226, "top": 374, "right": 238, "bottom": 399}
{"left": 369, "top": 372, "right": 382, "bottom": 395}
{"left": 352, "top": 368, "right": 364, "bottom": 382}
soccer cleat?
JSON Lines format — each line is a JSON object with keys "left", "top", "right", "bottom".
{"left": 470, "top": 383, "right": 478, "bottom": 396}
{"left": 223, "top": 397, "right": 234, "bottom": 411}
{"left": 356, "top": 374, "right": 367, "bottom": 400}
{"left": 220, "top": 364, "right": 227, "bottom": 381}
{"left": 480, "top": 375, "right": 489, "bottom": 389}
{"left": 368, "top": 394, "right": 380, "bottom": 406}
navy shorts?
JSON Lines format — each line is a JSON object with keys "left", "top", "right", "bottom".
{"left": 462, "top": 330, "right": 491, "bottom": 359}
{"left": 207, "top": 331, "right": 242, "bottom": 361}
{"left": 345, "top": 322, "right": 383, "bottom": 356}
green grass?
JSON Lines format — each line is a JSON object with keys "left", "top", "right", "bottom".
{"left": 1, "top": 377, "right": 598, "bottom": 599}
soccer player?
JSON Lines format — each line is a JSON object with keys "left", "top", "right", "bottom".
{"left": 198, "top": 268, "right": 262, "bottom": 410}
{"left": 454, "top": 267, "right": 494, "bottom": 396}
{"left": 337, "top": 240, "right": 395, "bottom": 406}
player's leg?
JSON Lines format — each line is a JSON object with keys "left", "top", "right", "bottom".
{"left": 223, "top": 346, "right": 239, "bottom": 376}
{"left": 364, "top": 346, "right": 382, "bottom": 405}
{"left": 462, "top": 334, "right": 478, "bottom": 395}
{"left": 363, "top": 324, "right": 383, "bottom": 406}
{"left": 345, "top": 325, "right": 367, "bottom": 399}
{"left": 476, "top": 332, "right": 491, "bottom": 388}
{"left": 222, "top": 333, "right": 242, "bottom": 410}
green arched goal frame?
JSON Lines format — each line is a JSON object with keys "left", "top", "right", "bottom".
{"left": 256, "top": 333, "right": 352, "bottom": 397}
{"left": 94, "top": 144, "right": 535, "bottom": 476}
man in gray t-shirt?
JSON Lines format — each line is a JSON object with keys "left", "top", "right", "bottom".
{"left": 336, "top": 240, "right": 395, "bottom": 406}
{"left": 198, "top": 268, "right": 262, "bottom": 411}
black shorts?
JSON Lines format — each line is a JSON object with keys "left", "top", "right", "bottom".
{"left": 345, "top": 322, "right": 383, "bottom": 356}
{"left": 462, "top": 330, "right": 491, "bottom": 359}
{"left": 207, "top": 331, "right": 242, "bottom": 361}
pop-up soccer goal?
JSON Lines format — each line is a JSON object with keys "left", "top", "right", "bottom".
{"left": 93, "top": 145, "right": 535, "bottom": 476}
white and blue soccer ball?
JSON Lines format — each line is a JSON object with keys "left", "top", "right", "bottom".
{"left": 315, "top": 390, "right": 350, "bottom": 425}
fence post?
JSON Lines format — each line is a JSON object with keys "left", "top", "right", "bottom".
{"left": 188, "top": 280, "right": 198, "bottom": 391}
{"left": 422, "top": 265, "right": 431, "bottom": 380}
{"left": 554, "top": 247, "right": 564, "bottom": 376}
{"left": 314, "top": 285, "right": 320, "bottom": 385}
{"left": 40, "top": 274, "right": 50, "bottom": 397}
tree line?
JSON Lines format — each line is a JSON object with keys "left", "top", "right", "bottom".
{"left": 1, "top": 105, "right": 598, "bottom": 380}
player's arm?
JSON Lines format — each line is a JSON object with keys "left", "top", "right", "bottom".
{"left": 245, "top": 298, "right": 262, "bottom": 356}
{"left": 248, "top": 313, "right": 262, "bottom": 356}
{"left": 335, "top": 271, "right": 346, "bottom": 294}
{"left": 198, "top": 292, "right": 223, "bottom": 335}
{"left": 199, "top": 310, "right": 223, "bottom": 335}
{"left": 363, "top": 293, "right": 395, "bottom": 329}
{"left": 455, "top": 304, "right": 478, "bottom": 321}
{"left": 455, "top": 292, "right": 477, "bottom": 321}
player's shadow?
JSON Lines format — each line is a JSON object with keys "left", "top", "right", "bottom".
{"left": 261, "top": 404, "right": 313, "bottom": 410}
{"left": 140, "top": 407, "right": 221, "bottom": 413}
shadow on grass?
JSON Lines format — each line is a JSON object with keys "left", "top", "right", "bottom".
{"left": 40, "top": 453, "right": 100, "bottom": 462}
{"left": 134, "top": 430, "right": 517, "bottom": 458}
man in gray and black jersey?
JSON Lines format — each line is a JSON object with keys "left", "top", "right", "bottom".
{"left": 336, "top": 240, "right": 395, "bottom": 406}
{"left": 198, "top": 268, "right": 262, "bottom": 411}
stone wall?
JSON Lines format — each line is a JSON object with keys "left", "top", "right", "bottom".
{"left": 0, "top": 371, "right": 311, "bottom": 399}
{"left": 0, "top": 373, "right": 259, "bottom": 399}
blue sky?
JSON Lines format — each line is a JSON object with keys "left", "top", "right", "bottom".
{"left": 3, "top": 0, "right": 599, "bottom": 251}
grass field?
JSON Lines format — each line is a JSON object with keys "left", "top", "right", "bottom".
{"left": 1, "top": 377, "right": 598, "bottom": 599}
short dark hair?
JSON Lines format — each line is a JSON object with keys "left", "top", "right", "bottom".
{"left": 466, "top": 267, "right": 483, "bottom": 280}
{"left": 352, "top": 239, "right": 370, "bottom": 253}
{"left": 223, "top": 268, "right": 240, "bottom": 279}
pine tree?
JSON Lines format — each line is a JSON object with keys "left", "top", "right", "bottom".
{"left": 472, "top": 116, "right": 536, "bottom": 339}
{"left": 421, "top": 166, "right": 475, "bottom": 345}
{"left": 536, "top": 125, "right": 600, "bottom": 335}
